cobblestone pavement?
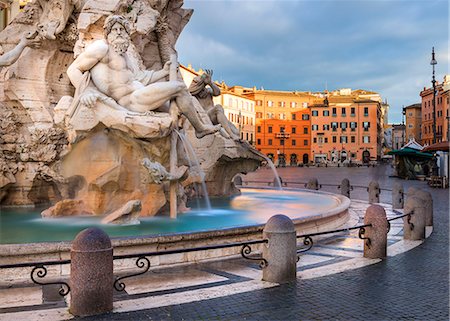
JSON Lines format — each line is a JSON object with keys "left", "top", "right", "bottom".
{"left": 75, "top": 165, "right": 449, "bottom": 321}
{"left": 1, "top": 165, "right": 448, "bottom": 320}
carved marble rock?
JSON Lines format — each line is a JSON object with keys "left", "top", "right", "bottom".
{"left": 41, "top": 199, "right": 93, "bottom": 217}
{"left": 101, "top": 199, "right": 141, "bottom": 224}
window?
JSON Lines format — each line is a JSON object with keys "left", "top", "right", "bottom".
{"left": 313, "top": 137, "right": 317, "bottom": 143}
{"left": 257, "top": 139, "right": 261, "bottom": 145}
{"left": 351, "top": 136, "right": 355, "bottom": 143}
{"left": 280, "top": 126, "right": 285, "bottom": 132}
{"left": 364, "top": 107, "right": 369, "bottom": 116}
{"left": 256, "top": 100, "right": 262, "bottom": 106}
{"left": 279, "top": 113, "right": 286, "bottom": 120}
{"left": 268, "top": 126, "right": 273, "bottom": 133}
{"left": 323, "top": 124, "right": 330, "bottom": 130}
{"left": 409, "top": 112, "right": 413, "bottom": 117}
{"left": 291, "top": 113, "right": 297, "bottom": 120}
{"left": 278, "top": 101, "right": 285, "bottom": 107}
{"left": 302, "top": 102, "right": 308, "bottom": 108}
{"left": 332, "top": 108, "right": 337, "bottom": 116}
{"left": 267, "top": 113, "right": 274, "bottom": 119}
{"left": 291, "top": 102, "right": 297, "bottom": 108}
{"left": 303, "top": 127, "right": 308, "bottom": 134}
{"left": 340, "top": 136, "right": 348, "bottom": 143}
{"left": 363, "top": 136, "right": 370, "bottom": 143}
{"left": 312, "top": 110, "right": 319, "bottom": 116}
{"left": 257, "top": 126, "right": 261, "bottom": 133}
{"left": 350, "top": 107, "right": 355, "bottom": 116}
{"left": 312, "top": 124, "right": 319, "bottom": 130}
{"left": 318, "top": 136, "right": 324, "bottom": 144}
{"left": 340, "top": 122, "right": 348, "bottom": 130}
{"left": 280, "top": 140, "right": 285, "bottom": 146}
{"left": 267, "top": 100, "right": 273, "bottom": 107}
{"left": 304, "top": 139, "right": 308, "bottom": 146}
{"left": 341, "top": 107, "right": 346, "bottom": 116}
{"left": 331, "top": 122, "right": 338, "bottom": 131}
{"left": 292, "top": 127, "right": 296, "bottom": 134}
{"left": 256, "top": 112, "right": 263, "bottom": 118}
{"left": 350, "top": 122, "right": 357, "bottom": 131}
{"left": 363, "top": 122, "right": 370, "bottom": 131}
{"left": 323, "top": 110, "right": 330, "bottom": 116}
{"left": 324, "top": 137, "right": 328, "bottom": 143}
{"left": 292, "top": 139, "right": 296, "bottom": 146}
{"left": 302, "top": 114, "right": 310, "bottom": 120}
{"left": 268, "top": 139, "right": 273, "bottom": 145}
{"left": 408, "top": 124, "right": 413, "bottom": 128}
{"left": 332, "top": 136, "right": 337, "bottom": 143}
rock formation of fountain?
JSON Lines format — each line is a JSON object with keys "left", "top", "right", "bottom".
{"left": 0, "top": 0, "right": 263, "bottom": 220}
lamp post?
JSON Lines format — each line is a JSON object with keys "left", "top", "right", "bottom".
{"left": 430, "top": 47, "right": 437, "bottom": 144}
{"left": 276, "top": 127, "right": 289, "bottom": 167}
{"left": 402, "top": 106, "right": 406, "bottom": 146}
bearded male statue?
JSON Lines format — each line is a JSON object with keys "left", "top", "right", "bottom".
{"left": 67, "top": 15, "right": 220, "bottom": 138}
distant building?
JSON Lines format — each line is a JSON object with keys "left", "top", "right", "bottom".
{"left": 242, "top": 88, "right": 314, "bottom": 166}
{"left": 309, "top": 89, "right": 383, "bottom": 164}
{"left": 403, "top": 103, "right": 422, "bottom": 143}
{"left": 392, "top": 124, "right": 406, "bottom": 150}
{"left": 420, "top": 75, "right": 450, "bottom": 145}
{"left": 217, "top": 86, "right": 255, "bottom": 144}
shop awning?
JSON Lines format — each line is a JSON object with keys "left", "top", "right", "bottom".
{"left": 387, "top": 147, "right": 434, "bottom": 159}
{"left": 422, "top": 141, "right": 450, "bottom": 152}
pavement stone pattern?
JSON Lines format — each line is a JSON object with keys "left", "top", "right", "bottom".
{"left": 0, "top": 165, "right": 448, "bottom": 320}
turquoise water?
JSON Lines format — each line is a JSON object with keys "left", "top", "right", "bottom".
{"left": 0, "top": 189, "right": 340, "bottom": 244}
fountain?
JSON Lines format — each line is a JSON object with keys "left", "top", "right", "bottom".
{"left": 0, "top": 0, "right": 350, "bottom": 274}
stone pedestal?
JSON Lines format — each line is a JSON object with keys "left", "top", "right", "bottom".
{"left": 70, "top": 228, "right": 113, "bottom": 317}
{"left": 368, "top": 181, "right": 380, "bottom": 204}
{"left": 392, "top": 182, "right": 404, "bottom": 209}
{"left": 403, "top": 196, "right": 426, "bottom": 240}
{"left": 363, "top": 205, "right": 388, "bottom": 259}
{"left": 263, "top": 215, "right": 297, "bottom": 283}
{"left": 340, "top": 178, "right": 351, "bottom": 198}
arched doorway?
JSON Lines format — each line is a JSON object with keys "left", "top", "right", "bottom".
{"left": 290, "top": 154, "right": 298, "bottom": 166}
{"left": 362, "top": 150, "right": 370, "bottom": 164}
{"left": 302, "top": 153, "right": 309, "bottom": 164}
{"left": 340, "top": 150, "right": 347, "bottom": 162}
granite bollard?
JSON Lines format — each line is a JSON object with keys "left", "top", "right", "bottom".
{"left": 392, "top": 182, "right": 404, "bottom": 209}
{"left": 306, "top": 178, "right": 319, "bottom": 190}
{"left": 368, "top": 181, "right": 380, "bottom": 204}
{"left": 363, "top": 205, "right": 388, "bottom": 258}
{"left": 414, "top": 189, "right": 433, "bottom": 226}
{"left": 70, "top": 228, "right": 113, "bottom": 317}
{"left": 403, "top": 196, "right": 426, "bottom": 240}
{"left": 263, "top": 215, "right": 297, "bottom": 283}
{"left": 339, "top": 178, "right": 351, "bottom": 198}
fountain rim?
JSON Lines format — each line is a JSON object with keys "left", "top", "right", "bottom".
{"left": 0, "top": 187, "right": 350, "bottom": 256}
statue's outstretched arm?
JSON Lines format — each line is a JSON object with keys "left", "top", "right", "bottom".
{"left": 0, "top": 32, "right": 41, "bottom": 67}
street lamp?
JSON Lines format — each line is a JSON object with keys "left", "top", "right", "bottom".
{"left": 430, "top": 47, "right": 437, "bottom": 144}
{"left": 402, "top": 106, "right": 406, "bottom": 146}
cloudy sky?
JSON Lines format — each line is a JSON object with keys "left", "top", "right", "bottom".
{"left": 177, "top": 0, "right": 449, "bottom": 123}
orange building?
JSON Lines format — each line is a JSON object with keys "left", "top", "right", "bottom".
{"left": 420, "top": 75, "right": 450, "bottom": 145}
{"left": 242, "top": 89, "right": 315, "bottom": 166}
{"left": 309, "top": 89, "right": 382, "bottom": 164}
{"left": 403, "top": 103, "right": 422, "bottom": 142}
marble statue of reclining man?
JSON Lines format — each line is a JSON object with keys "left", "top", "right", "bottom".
{"left": 67, "top": 15, "right": 220, "bottom": 138}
